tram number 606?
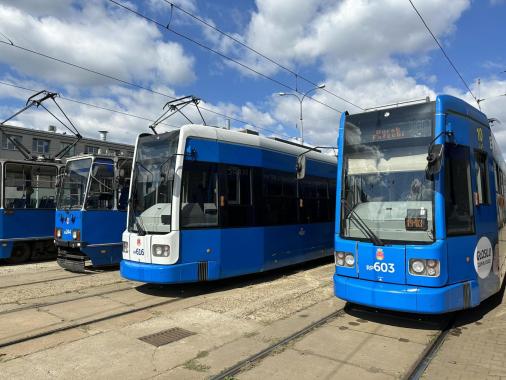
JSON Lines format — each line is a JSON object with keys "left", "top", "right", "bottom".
{"left": 366, "top": 262, "right": 395, "bottom": 273}
{"left": 134, "top": 248, "right": 145, "bottom": 256}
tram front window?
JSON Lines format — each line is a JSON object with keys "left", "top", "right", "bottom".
{"left": 128, "top": 131, "right": 179, "bottom": 234}
{"left": 86, "top": 160, "right": 115, "bottom": 210}
{"left": 57, "top": 158, "right": 91, "bottom": 210}
{"left": 341, "top": 102, "right": 436, "bottom": 243}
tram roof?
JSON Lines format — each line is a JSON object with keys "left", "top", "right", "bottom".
{"left": 175, "top": 124, "right": 337, "bottom": 165}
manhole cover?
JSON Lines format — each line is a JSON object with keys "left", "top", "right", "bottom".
{"left": 139, "top": 327, "right": 195, "bottom": 347}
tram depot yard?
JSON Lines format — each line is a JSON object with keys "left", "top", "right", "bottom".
{"left": 0, "top": 259, "right": 504, "bottom": 380}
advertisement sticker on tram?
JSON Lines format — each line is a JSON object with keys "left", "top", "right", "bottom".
{"left": 474, "top": 236, "right": 493, "bottom": 279}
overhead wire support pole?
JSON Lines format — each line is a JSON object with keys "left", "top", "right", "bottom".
{"left": 408, "top": 0, "right": 478, "bottom": 105}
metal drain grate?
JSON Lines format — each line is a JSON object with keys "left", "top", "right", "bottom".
{"left": 139, "top": 327, "right": 195, "bottom": 347}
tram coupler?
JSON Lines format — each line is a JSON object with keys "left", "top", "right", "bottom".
{"left": 56, "top": 250, "right": 87, "bottom": 273}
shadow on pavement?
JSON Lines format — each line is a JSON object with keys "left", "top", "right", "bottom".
{"left": 134, "top": 256, "right": 333, "bottom": 300}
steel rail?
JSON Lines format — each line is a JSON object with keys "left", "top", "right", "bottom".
{"left": 210, "top": 308, "right": 347, "bottom": 380}
{"left": 403, "top": 313, "right": 457, "bottom": 380}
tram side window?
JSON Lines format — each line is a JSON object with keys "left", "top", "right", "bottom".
{"left": 260, "top": 170, "right": 298, "bottom": 226}
{"left": 86, "top": 162, "right": 114, "bottom": 210}
{"left": 475, "top": 151, "right": 490, "bottom": 205}
{"left": 180, "top": 162, "right": 218, "bottom": 228}
{"left": 4, "top": 164, "right": 57, "bottom": 209}
{"left": 445, "top": 145, "right": 474, "bottom": 235}
{"left": 222, "top": 166, "right": 254, "bottom": 227}
{"left": 299, "top": 177, "right": 334, "bottom": 223}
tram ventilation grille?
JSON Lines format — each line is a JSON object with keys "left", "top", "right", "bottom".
{"left": 139, "top": 327, "right": 195, "bottom": 347}
{"left": 198, "top": 261, "right": 208, "bottom": 281}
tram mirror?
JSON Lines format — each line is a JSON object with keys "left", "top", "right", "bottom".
{"left": 425, "top": 144, "right": 444, "bottom": 180}
{"left": 296, "top": 155, "right": 306, "bottom": 180}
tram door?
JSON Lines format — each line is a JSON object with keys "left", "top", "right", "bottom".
{"left": 468, "top": 119, "right": 499, "bottom": 299}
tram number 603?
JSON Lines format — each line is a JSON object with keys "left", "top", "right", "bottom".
{"left": 366, "top": 262, "right": 395, "bottom": 273}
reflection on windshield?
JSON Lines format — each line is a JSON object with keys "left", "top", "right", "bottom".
{"left": 128, "top": 131, "right": 179, "bottom": 234}
{"left": 341, "top": 103, "right": 435, "bottom": 243}
{"left": 57, "top": 158, "right": 91, "bottom": 210}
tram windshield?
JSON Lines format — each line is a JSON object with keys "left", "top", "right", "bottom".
{"left": 57, "top": 158, "right": 92, "bottom": 210}
{"left": 341, "top": 102, "right": 436, "bottom": 243}
{"left": 128, "top": 131, "right": 180, "bottom": 234}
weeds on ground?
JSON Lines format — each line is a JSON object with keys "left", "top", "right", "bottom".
{"left": 183, "top": 359, "right": 210, "bottom": 372}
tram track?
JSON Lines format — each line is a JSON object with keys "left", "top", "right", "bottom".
{"left": 0, "top": 269, "right": 110, "bottom": 291}
{"left": 0, "top": 293, "right": 187, "bottom": 350}
{"left": 0, "top": 280, "right": 132, "bottom": 316}
{"left": 210, "top": 307, "right": 348, "bottom": 380}
{"left": 209, "top": 305, "right": 456, "bottom": 380}
{"left": 403, "top": 312, "right": 457, "bottom": 380}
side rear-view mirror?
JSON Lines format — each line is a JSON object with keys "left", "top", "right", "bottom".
{"left": 296, "top": 155, "right": 306, "bottom": 180}
{"left": 425, "top": 144, "right": 444, "bottom": 180}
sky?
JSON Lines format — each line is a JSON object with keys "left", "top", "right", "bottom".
{"left": 0, "top": 0, "right": 505, "bottom": 151}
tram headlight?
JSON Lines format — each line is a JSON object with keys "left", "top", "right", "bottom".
{"left": 335, "top": 251, "right": 354, "bottom": 267}
{"left": 72, "top": 229, "right": 80, "bottom": 240}
{"left": 410, "top": 260, "right": 425, "bottom": 274}
{"left": 55, "top": 228, "right": 62, "bottom": 239}
{"left": 152, "top": 244, "right": 170, "bottom": 257}
{"left": 122, "top": 241, "right": 128, "bottom": 253}
{"left": 345, "top": 254, "right": 355, "bottom": 267}
{"left": 409, "top": 259, "right": 440, "bottom": 277}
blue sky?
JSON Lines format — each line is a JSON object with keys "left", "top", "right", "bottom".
{"left": 0, "top": 0, "right": 505, "bottom": 149}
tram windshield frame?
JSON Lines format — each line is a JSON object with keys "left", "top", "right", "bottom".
{"left": 128, "top": 131, "right": 180, "bottom": 234}
{"left": 57, "top": 158, "right": 92, "bottom": 210}
{"left": 340, "top": 102, "right": 436, "bottom": 244}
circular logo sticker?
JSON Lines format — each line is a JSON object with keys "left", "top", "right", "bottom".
{"left": 474, "top": 236, "right": 493, "bottom": 279}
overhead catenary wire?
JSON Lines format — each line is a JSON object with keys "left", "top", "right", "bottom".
{"left": 0, "top": 42, "right": 290, "bottom": 139}
{"left": 107, "top": 0, "right": 344, "bottom": 114}
{"left": 0, "top": 80, "right": 178, "bottom": 130}
{"left": 408, "top": 0, "right": 478, "bottom": 105}
{"left": 161, "top": 0, "right": 364, "bottom": 111}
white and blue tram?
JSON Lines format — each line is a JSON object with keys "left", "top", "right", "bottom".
{"left": 121, "top": 125, "right": 336, "bottom": 283}
{"left": 334, "top": 95, "right": 506, "bottom": 314}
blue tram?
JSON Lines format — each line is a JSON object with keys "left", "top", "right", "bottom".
{"left": 334, "top": 95, "right": 506, "bottom": 314}
{"left": 0, "top": 159, "right": 60, "bottom": 263}
{"left": 121, "top": 125, "right": 336, "bottom": 283}
{"left": 55, "top": 153, "right": 132, "bottom": 271}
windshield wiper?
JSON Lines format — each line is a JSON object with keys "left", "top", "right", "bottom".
{"left": 341, "top": 200, "right": 384, "bottom": 246}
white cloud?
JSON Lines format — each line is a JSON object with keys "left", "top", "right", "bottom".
{"left": 0, "top": 1, "right": 196, "bottom": 88}
{"left": 200, "top": 0, "right": 470, "bottom": 146}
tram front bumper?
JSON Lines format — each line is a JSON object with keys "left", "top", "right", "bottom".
{"left": 334, "top": 275, "right": 480, "bottom": 314}
{"left": 121, "top": 259, "right": 219, "bottom": 284}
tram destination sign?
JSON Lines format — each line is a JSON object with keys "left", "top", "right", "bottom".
{"left": 346, "top": 101, "right": 435, "bottom": 145}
